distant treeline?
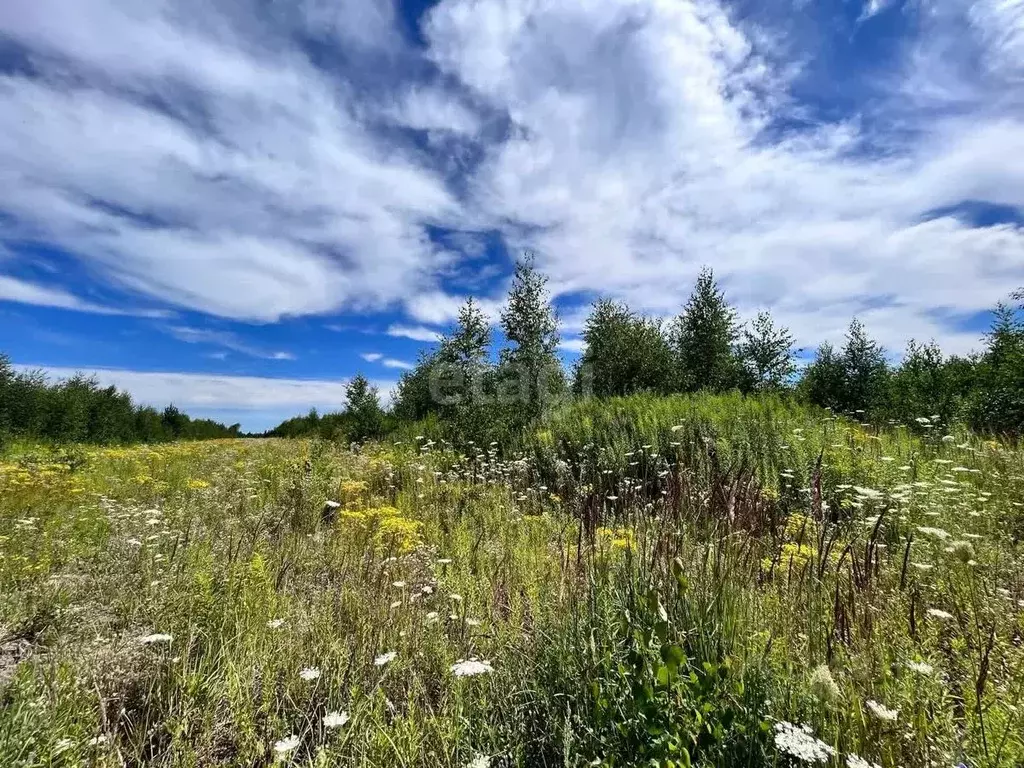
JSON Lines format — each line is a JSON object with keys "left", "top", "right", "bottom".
{"left": 0, "top": 355, "right": 241, "bottom": 446}
{"left": 269, "top": 257, "right": 1024, "bottom": 444}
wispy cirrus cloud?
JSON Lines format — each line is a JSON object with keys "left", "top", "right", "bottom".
{"left": 165, "top": 326, "right": 295, "bottom": 360}
{"left": 1, "top": 0, "right": 1022, "bottom": 360}
{"left": 0, "top": 274, "right": 170, "bottom": 317}
{"left": 386, "top": 324, "right": 443, "bottom": 343}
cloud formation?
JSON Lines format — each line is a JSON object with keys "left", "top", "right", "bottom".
{"left": 1, "top": 0, "right": 1022, "bottom": 356}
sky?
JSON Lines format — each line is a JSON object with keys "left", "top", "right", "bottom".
{"left": 1, "top": 0, "right": 1023, "bottom": 432}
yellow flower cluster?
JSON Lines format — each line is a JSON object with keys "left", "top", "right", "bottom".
{"left": 338, "top": 505, "right": 422, "bottom": 554}
{"left": 595, "top": 526, "right": 636, "bottom": 552}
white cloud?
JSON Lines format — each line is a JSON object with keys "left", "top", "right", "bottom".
{"left": 0, "top": 0, "right": 465, "bottom": 322}
{"left": 381, "top": 357, "right": 415, "bottom": 370}
{"left": 558, "top": 337, "right": 587, "bottom": 354}
{"left": 361, "top": 352, "right": 384, "bottom": 362}
{"left": 14, "top": 364, "right": 396, "bottom": 412}
{"left": 1, "top": 0, "right": 1023, "bottom": 357}
{"left": 386, "top": 324, "right": 443, "bottom": 342}
{"left": 165, "top": 326, "right": 295, "bottom": 360}
{"left": 421, "top": 0, "right": 1024, "bottom": 354}
{"left": 0, "top": 274, "right": 168, "bottom": 317}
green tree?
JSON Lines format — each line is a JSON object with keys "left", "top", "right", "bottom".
{"left": 885, "top": 340, "right": 975, "bottom": 426}
{"left": 670, "top": 268, "right": 742, "bottom": 392}
{"left": 434, "top": 298, "right": 494, "bottom": 441}
{"left": 799, "top": 342, "right": 846, "bottom": 411}
{"left": 967, "top": 299, "right": 1024, "bottom": 435}
{"left": 574, "top": 299, "right": 674, "bottom": 397}
{"left": 841, "top": 318, "right": 889, "bottom": 417}
{"left": 497, "top": 253, "right": 566, "bottom": 423}
{"left": 738, "top": 311, "right": 796, "bottom": 392}
{"left": 392, "top": 350, "right": 441, "bottom": 423}
{"left": 344, "top": 373, "right": 385, "bottom": 442}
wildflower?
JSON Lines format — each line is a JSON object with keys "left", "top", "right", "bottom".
{"left": 465, "top": 618, "right": 481, "bottom": 627}
{"left": 139, "top": 633, "right": 173, "bottom": 645}
{"left": 437, "top": 558, "right": 453, "bottom": 565}
{"left": 299, "top": 667, "right": 321, "bottom": 681}
{"left": 267, "top": 618, "right": 285, "bottom": 629}
{"left": 450, "top": 594, "right": 463, "bottom": 602}
{"left": 465, "top": 756, "right": 491, "bottom": 768}
{"left": 808, "top": 664, "right": 840, "bottom": 702}
{"left": 773, "top": 721, "right": 835, "bottom": 763}
{"left": 374, "top": 651, "right": 397, "bottom": 666}
{"left": 926, "top": 608, "right": 955, "bottom": 620}
{"left": 846, "top": 755, "right": 881, "bottom": 768}
{"left": 273, "top": 734, "right": 300, "bottom": 755}
{"left": 425, "top": 611, "right": 439, "bottom": 623}
{"left": 916, "top": 526, "right": 951, "bottom": 540}
{"left": 865, "top": 699, "right": 898, "bottom": 722}
{"left": 54, "top": 738, "right": 74, "bottom": 753}
{"left": 451, "top": 658, "right": 493, "bottom": 676}
{"left": 907, "top": 660, "right": 934, "bottom": 675}
{"left": 87, "top": 735, "right": 108, "bottom": 746}
{"left": 323, "top": 711, "right": 349, "bottom": 729}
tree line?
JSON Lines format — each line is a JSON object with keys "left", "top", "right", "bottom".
{"left": 0, "top": 356, "right": 241, "bottom": 447}
{"left": 273, "top": 259, "right": 1024, "bottom": 444}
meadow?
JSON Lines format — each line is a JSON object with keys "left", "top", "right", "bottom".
{"left": 2, "top": 394, "right": 1023, "bottom": 768}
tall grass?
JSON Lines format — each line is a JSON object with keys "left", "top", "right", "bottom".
{"left": 1, "top": 394, "right": 1023, "bottom": 767}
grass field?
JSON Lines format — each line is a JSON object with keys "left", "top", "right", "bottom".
{"left": 2, "top": 395, "right": 1024, "bottom": 767}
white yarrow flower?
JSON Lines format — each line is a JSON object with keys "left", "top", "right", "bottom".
{"left": 927, "top": 608, "right": 955, "bottom": 620}
{"left": 374, "top": 651, "right": 397, "bottom": 666}
{"left": 273, "top": 734, "right": 300, "bottom": 755}
{"left": 139, "top": 633, "right": 173, "bottom": 645}
{"left": 865, "top": 699, "right": 899, "bottom": 722}
{"left": 451, "top": 658, "right": 493, "bottom": 677}
{"left": 465, "top": 755, "right": 490, "bottom": 768}
{"left": 299, "top": 667, "right": 321, "bottom": 681}
{"left": 323, "top": 711, "right": 349, "bottom": 729}
{"left": 267, "top": 618, "right": 285, "bottom": 630}
{"left": 907, "top": 660, "right": 934, "bottom": 675}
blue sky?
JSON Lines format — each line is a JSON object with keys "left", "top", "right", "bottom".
{"left": 1, "top": 0, "right": 1023, "bottom": 431}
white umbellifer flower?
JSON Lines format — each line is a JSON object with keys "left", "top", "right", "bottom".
{"left": 299, "top": 667, "right": 321, "bottom": 681}
{"left": 392, "top": 581, "right": 407, "bottom": 588}
{"left": 865, "top": 699, "right": 899, "bottom": 722}
{"left": 450, "top": 594, "right": 463, "bottom": 602}
{"left": 267, "top": 618, "right": 285, "bottom": 630}
{"left": 374, "top": 651, "right": 396, "bottom": 666}
{"left": 437, "top": 558, "right": 453, "bottom": 565}
{"left": 465, "top": 755, "right": 491, "bottom": 768}
{"left": 773, "top": 721, "right": 835, "bottom": 763}
{"left": 927, "top": 608, "right": 955, "bottom": 620}
{"left": 87, "top": 735, "right": 108, "bottom": 746}
{"left": 139, "top": 633, "right": 173, "bottom": 645}
{"left": 846, "top": 754, "right": 882, "bottom": 768}
{"left": 907, "top": 660, "right": 934, "bottom": 675}
{"left": 808, "top": 664, "right": 840, "bottom": 702}
{"left": 916, "top": 526, "right": 951, "bottom": 540}
{"left": 451, "top": 658, "right": 493, "bottom": 677}
{"left": 425, "top": 611, "right": 440, "bottom": 624}
{"left": 323, "top": 711, "right": 349, "bottom": 729}
{"left": 273, "top": 734, "right": 300, "bottom": 755}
